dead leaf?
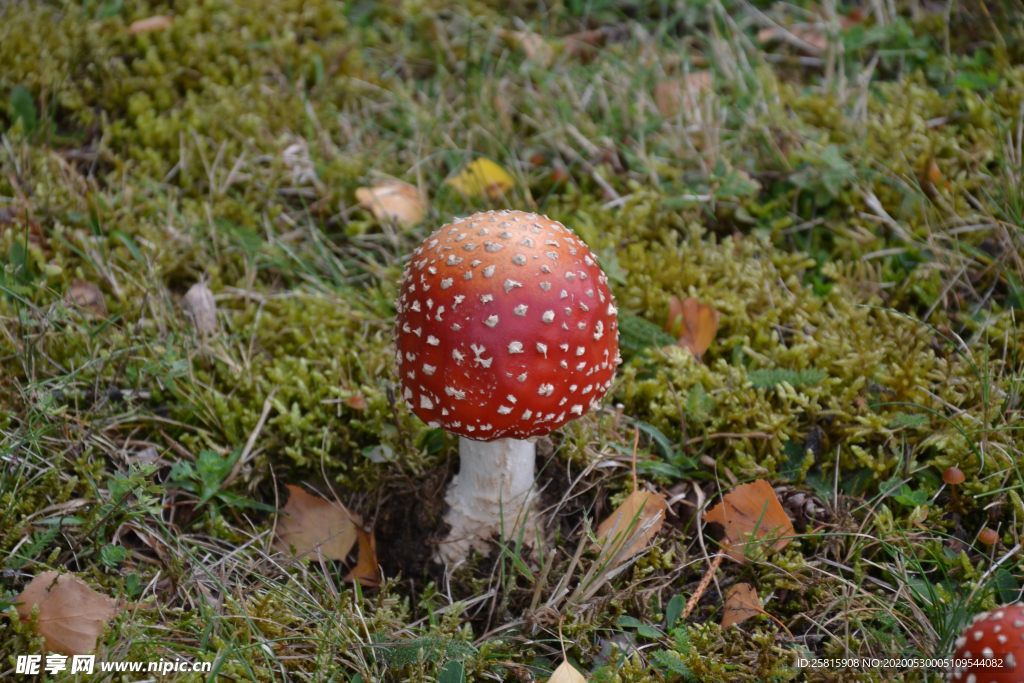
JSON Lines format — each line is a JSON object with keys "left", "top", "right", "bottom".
{"left": 596, "top": 490, "right": 667, "bottom": 563}
{"left": 67, "top": 281, "right": 107, "bottom": 317}
{"left": 15, "top": 571, "right": 118, "bottom": 655}
{"left": 344, "top": 527, "right": 381, "bottom": 587}
{"left": 757, "top": 25, "right": 828, "bottom": 53}
{"left": 549, "top": 659, "right": 588, "bottom": 683}
{"left": 564, "top": 28, "right": 605, "bottom": 61}
{"left": 703, "top": 479, "right": 795, "bottom": 563}
{"left": 345, "top": 395, "right": 367, "bottom": 411}
{"left": 666, "top": 296, "right": 719, "bottom": 362}
{"left": 355, "top": 181, "right": 424, "bottom": 227}
{"left": 128, "top": 15, "right": 173, "bottom": 33}
{"left": 181, "top": 282, "right": 219, "bottom": 336}
{"left": 274, "top": 485, "right": 359, "bottom": 561}
{"left": 721, "top": 583, "right": 766, "bottom": 628}
{"left": 654, "top": 72, "right": 713, "bottom": 118}
{"left": 445, "top": 158, "right": 515, "bottom": 200}
{"left": 499, "top": 30, "right": 554, "bottom": 67}
{"left": 925, "top": 158, "right": 943, "bottom": 185}
{"left": 282, "top": 138, "right": 320, "bottom": 188}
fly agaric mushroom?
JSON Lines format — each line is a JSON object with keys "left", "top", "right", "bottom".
{"left": 393, "top": 210, "right": 621, "bottom": 564}
{"left": 949, "top": 603, "right": 1024, "bottom": 682}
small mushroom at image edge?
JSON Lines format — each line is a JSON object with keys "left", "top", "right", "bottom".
{"left": 949, "top": 603, "right": 1024, "bottom": 683}
{"left": 393, "top": 210, "right": 621, "bottom": 565}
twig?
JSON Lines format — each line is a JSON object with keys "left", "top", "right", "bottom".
{"left": 224, "top": 388, "right": 278, "bottom": 487}
{"left": 681, "top": 553, "right": 724, "bottom": 620}
{"left": 686, "top": 431, "right": 772, "bottom": 445}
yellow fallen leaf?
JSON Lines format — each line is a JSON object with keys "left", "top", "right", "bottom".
{"left": 667, "top": 296, "right": 719, "bottom": 363}
{"left": 445, "top": 158, "right": 514, "bottom": 200}
{"left": 355, "top": 181, "right": 425, "bottom": 227}
{"left": 654, "top": 71, "right": 713, "bottom": 118}
{"left": 596, "top": 490, "right": 666, "bottom": 564}
{"left": 182, "top": 282, "right": 219, "bottom": 336}
{"left": 67, "top": 280, "right": 107, "bottom": 318}
{"left": 757, "top": 25, "right": 828, "bottom": 53}
{"left": 549, "top": 659, "right": 588, "bottom": 683}
{"left": 129, "top": 15, "right": 173, "bottom": 33}
{"left": 721, "top": 583, "right": 765, "bottom": 628}
{"left": 274, "top": 485, "right": 360, "bottom": 561}
{"left": 703, "top": 479, "right": 794, "bottom": 563}
{"left": 15, "top": 571, "right": 119, "bottom": 655}
{"left": 499, "top": 30, "right": 554, "bottom": 67}
{"left": 344, "top": 527, "right": 382, "bottom": 587}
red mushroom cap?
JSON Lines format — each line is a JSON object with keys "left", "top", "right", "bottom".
{"left": 950, "top": 603, "right": 1024, "bottom": 683}
{"left": 393, "top": 210, "right": 621, "bottom": 440}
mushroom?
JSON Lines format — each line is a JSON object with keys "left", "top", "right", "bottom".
{"left": 944, "top": 466, "right": 966, "bottom": 506}
{"left": 949, "top": 603, "right": 1024, "bottom": 683}
{"left": 393, "top": 210, "right": 621, "bottom": 564}
{"left": 978, "top": 528, "right": 999, "bottom": 546}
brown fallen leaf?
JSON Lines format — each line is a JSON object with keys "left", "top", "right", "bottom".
{"left": 666, "top": 296, "right": 719, "bottom": 362}
{"left": 563, "top": 28, "right": 605, "bottom": 61}
{"left": 703, "top": 479, "right": 795, "bottom": 563}
{"left": 721, "top": 583, "right": 766, "bottom": 628}
{"left": 757, "top": 25, "right": 827, "bottom": 53}
{"left": 654, "top": 71, "right": 713, "bottom": 118}
{"left": 721, "top": 582, "right": 794, "bottom": 635}
{"left": 924, "top": 158, "right": 943, "bottom": 186}
{"left": 181, "top": 282, "right": 219, "bottom": 336}
{"left": 499, "top": 30, "right": 554, "bottom": 67}
{"left": 355, "top": 181, "right": 424, "bottom": 227}
{"left": 274, "top": 485, "right": 359, "bottom": 561}
{"left": 549, "top": 659, "right": 588, "bottom": 683}
{"left": 596, "top": 490, "right": 667, "bottom": 563}
{"left": 445, "top": 158, "right": 515, "bottom": 200}
{"left": 67, "top": 280, "right": 107, "bottom": 317}
{"left": 15, "top": 571, "right": 118, "bottom": 655}
{"left": 345, "top": 395, "right": 367, "bottom": 411}
{"left": 344, "top": 527, "right": 381, "bottom": 587}
{"left": 128, "top": 15, "right": 173, "bottom": 33}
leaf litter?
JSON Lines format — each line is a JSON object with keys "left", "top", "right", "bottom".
{"left": 15, "top": 571, "right": 119, "bottom": 655}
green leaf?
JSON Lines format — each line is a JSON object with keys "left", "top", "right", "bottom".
{"left": 650, "top": 650, "right": 697, "bottom": 681}
{"left": 666, "top": 595, "right": 684, "bottom": 630}
{"left": 779, "top": 441, "right": 805, "bottom": 480}
{"left": 841, "top": 468, "right": 874, "bottom": 496}
{"left": 8, "top": 85, "right": 36, "bottom": 135}
{"left": 100, "top": 544, "right": 127, "bottom": 567}
{"left": 715, "top": 170, "right": 759, "bottom": 198}
{"left": 111, "top": 230, "right": 145, "bottom": 265}
{"left": 637, "top": 624, "right": 663, "bottom": 639}
{"left": 419, "top": 428, "right": 446, "bottom": 455}
{"left": 36, "top": 516, "right": 87, "bottom": 526}
{"left": 616, "top": 615, "right": 644, "bottom": 629}
{"left": 748, "top": 368, "right": 826, "bottom": 389}
{"left": 995, "top": 568, "right": 1019, "bottom": 604}
{"left": 631, "top": 420, "right": 676, "bottom": 459}
{"left": 888, "top": 413, "right": 929, "bottom": 428}
{"left": 685, "top": 385, "right": 714, "bottom": 418}
{"left": 636, "top": 460, "right": 689, "bottom": 481}
{"left": 215, "top": 491, "right": 275, "bottom": 511}
{"left": 436, "top": 661, "right": 465, "bottom": 683}
{"left": 95, "top": 0, "right": 123, "bottom": 19}
{"left": 880, "top": 476, "right": 903, "bottom": 498}
{"left": 617, "top": 312, "right": 678, "bottom": 357}
{"left": 195, "top": 449, "right": 240, "bottom": 504}
{"left": 894, "top": 485, "right": 928, "bottom": 507}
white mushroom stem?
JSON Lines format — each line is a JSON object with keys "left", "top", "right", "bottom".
{"left": 437, "top": 436, "right": 538, "bottom": 565}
